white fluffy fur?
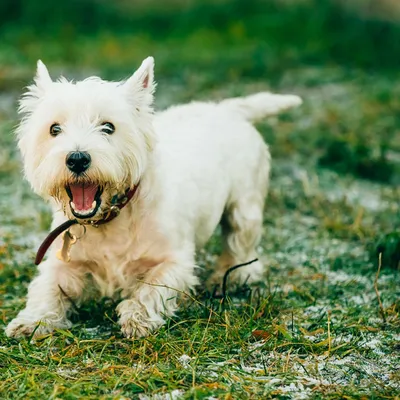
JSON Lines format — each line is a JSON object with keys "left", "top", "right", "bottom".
{"left": 6, "top": 57, "right": 301, "bottom": 338}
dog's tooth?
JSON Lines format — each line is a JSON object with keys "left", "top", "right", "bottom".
{"left": 71, "top": 202, "right": 76, "bottom": 210}
{"left": 92, "top": 201, "right": 96, "bottom": 209}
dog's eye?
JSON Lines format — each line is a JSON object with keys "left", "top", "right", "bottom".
{"left": 50, "top": 123, "right": 62, "bottom": 136}
{"left": 101, "top": 122, "right": 115, "bottom": 135}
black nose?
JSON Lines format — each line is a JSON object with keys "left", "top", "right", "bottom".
{"left": 66, "top": 151, "right": 91, "bottom": 174}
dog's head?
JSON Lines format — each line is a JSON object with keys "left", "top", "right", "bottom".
{"left": 17, "top": 57, "right": 156, "bottom": 221}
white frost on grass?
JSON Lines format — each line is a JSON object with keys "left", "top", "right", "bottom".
{"left": 325, "top": 270, "right": 370, "bottom": 285}
{"left": 240, "top": 363, "right": 265, "bottom": 374}
{"left": 325, "top": 184, "right": 385, "bottom": 212}
{"left": 56, "top": 367, "right": 80, "bottom": 378}
{"left": 278, "top": 383, "right": 313, "bottom": 400}
{"left": 199, "top": 369, "right": 219, "bottom": 379}
{"left": 302, "top": 353, "right": 398, "bottom": 389}
{"left": 304, "top": 305, "right": 327, "bottom": 316}
{"left": 82, "top": 327, "right": 101, "bottom": 336}
{"left": 222, "top": 340, "right": 400, "bottom": 395}
{"left": 177, "top": 354, "right": 191, "bottom": 369}
{"left": 248, "top": 341, "right": 268, "bottom": 350}
{"left": 349, "top": 293, "right": 376, "bottom": 305}
{"left": 359, "top": 337, "right": 385, "bottom": 356}
{"left": 304, "top": 333, "right": 326, "bottom": 343}
{"left": 139, "top": 389, "right": 184, "bottom": 400}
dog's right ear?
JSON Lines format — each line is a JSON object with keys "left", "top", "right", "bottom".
{"left": 19, "top": 61, "right": 53, "bottom": 116}
{"left": 34, "top": 60, "right": 53, "bottom": 93}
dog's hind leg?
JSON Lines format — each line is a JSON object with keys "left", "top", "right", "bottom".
{"left": 208, "top": 196, "right": 265, "bottom": 288}
{"left": 208, "top": 148, "right": 270, "bottom": 289}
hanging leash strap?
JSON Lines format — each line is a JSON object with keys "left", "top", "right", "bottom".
{"left": 34, "top": 184, "right": 140, "bottom": 265}
{"left": 35, "top": 219, "right": 78, "bottom": 265}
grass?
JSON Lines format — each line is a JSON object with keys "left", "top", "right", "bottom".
{"left": 0, "top": 0, "right": 400, "bottom": 399}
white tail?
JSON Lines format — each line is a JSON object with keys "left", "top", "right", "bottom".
{"left": 219, "top": 92, "right": 302, "bottom": 122}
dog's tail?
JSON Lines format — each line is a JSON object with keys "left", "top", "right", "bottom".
{"left": 218, "top": 92, "right": 302, "bottom": 122}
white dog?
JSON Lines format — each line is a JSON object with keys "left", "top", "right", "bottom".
{"left": 6, "top": 57, "right": 301, "bottom": 338}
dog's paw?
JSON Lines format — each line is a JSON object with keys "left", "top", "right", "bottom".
{"left": 116, "top": 299, "right": 165, "bottom": 338}
{"left": 5, "top": 318, "right": 38, "bottom": 338}
{"left": 5, "top": 316, "right": 71, "bottom": 339}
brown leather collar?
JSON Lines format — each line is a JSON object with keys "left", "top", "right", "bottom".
{"left": 35, "top": 184, "right": 140, "bottom": 265}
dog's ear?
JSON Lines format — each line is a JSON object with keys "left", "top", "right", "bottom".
{"left": 125, "top": 57, "right": 155, "bottom": 95}
{"left": 34, "top": 60, "right": 53, "bottom": 93}
{"left": 18, "top": 60, "right": 53, "bottom": 116}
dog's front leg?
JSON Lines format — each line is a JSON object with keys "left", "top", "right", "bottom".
{"left": 117, "top": 259, "right": 198, "bottom": 338}
{"left": 5, "top": 258, "right": 86, "bottom": 339}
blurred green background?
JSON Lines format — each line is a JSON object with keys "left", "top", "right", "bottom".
{"left": 1, "top": 0, "right": 400, "bottom": 81}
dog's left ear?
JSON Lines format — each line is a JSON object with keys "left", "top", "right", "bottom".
{"left": 125, "top": 57, "right": 155, "bottom": 95}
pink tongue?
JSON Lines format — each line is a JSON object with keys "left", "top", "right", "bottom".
{"left": 69, "top": 183, "right": 98, "bottom": 211}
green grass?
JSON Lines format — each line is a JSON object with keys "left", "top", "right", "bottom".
{"left": 0, "top": 0, "right": 400, "bottom": 398}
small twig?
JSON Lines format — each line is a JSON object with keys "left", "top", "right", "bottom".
{"left": 136, "top": 279, "right": 221, "bottom": 319}
{"left": 327, "top": 310, "right": 331, "bottom": 356}
{"left": 221, "top": 258, "right": 258, "bottom": 300}
{"left": 291, "top": 311, "right": 294, "bottom": 334}
{"left": 58, "top": 284, "right": 80, "bottom": 314}
{"left": 374, "top": 252, "right": 386, "bottom": 324}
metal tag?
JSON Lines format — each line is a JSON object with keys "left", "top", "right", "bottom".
{"left": 56, "top": 230, "right": 77, "bottom": 263}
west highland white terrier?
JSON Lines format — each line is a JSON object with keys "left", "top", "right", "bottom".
{"left": 6, "top": 57, "right": 301, "bottom": 338}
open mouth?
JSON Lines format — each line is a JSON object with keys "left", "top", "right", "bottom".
{"left": 66, "top": 183, "right": 103, "bottom": 219}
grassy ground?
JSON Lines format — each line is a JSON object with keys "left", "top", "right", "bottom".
{"left": 0, "top": 1, "right": 400, "bottom": 399}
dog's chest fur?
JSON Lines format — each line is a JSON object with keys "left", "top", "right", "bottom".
{"left": 56, "top": 207, "right": 171, "bottom": 297}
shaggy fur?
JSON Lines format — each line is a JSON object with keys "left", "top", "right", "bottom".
{"left": 6, "top": 57, "right": 301, "bottom": 338}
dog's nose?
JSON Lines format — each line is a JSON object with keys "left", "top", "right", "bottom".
{"left": 66, "top": 151, "right": 91, "bottom": 174}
